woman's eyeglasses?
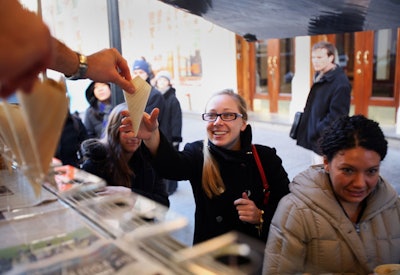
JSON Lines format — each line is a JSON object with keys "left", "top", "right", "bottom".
{"left": 202, "top": 112, "right": 243, "bottom": 122}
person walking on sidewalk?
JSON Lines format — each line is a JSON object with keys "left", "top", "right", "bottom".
{"left": 296, "top": 41, "right": 351, "bottom": 164}
{"left": 121, "top": 89, "right": 290, "bottom": 244}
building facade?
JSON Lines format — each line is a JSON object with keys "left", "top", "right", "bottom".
{"left": 23, "top": 0, "right": 400, "bottom": 132}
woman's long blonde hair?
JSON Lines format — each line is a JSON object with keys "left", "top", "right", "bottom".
{"left": 202, "top": 89, "right": 248, "bottom": 198}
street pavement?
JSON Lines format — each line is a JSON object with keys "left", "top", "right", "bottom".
{"left": 169, "top": 112, "right": 400, "bottom": 246}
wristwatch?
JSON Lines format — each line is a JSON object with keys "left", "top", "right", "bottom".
{"left": 66, "top": 52, "right": 88, "bottom": 80}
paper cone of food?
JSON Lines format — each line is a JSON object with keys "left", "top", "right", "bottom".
{"left": 0, "top": 102, "right": 45, "bottom": 195}
{"left": 16, "top": 78, "right": 68, "bottom": 194}
{"left": 0, "top": 101, "right": 49, "bottom": 186}
{"left": 123, "top": 76, "right": 151, "bottom": 136}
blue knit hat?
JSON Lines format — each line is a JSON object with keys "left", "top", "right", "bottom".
{"left": 132, "top": 59, "right": 150, "bottom": 75}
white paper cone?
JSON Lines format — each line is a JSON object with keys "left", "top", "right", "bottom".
{"left": 16, "top": 79, "right": 68, "bottom": 195}
{"left": 123, "top": 76, "right": 151, "bottom": 136}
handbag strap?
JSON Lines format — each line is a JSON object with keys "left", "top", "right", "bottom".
{"left": 251, "top": 144, "right": 270, "bottom": 205}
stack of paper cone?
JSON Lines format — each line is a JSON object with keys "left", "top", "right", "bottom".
{"left": 0, "top": 78, "right": 68, "bottom": 196}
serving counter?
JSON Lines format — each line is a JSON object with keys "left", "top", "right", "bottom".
{"left": 0, "top": 165, "right": 264, "bottom": 274}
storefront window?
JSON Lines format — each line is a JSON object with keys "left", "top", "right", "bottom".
{"left": 372, "top": 28, "right": 396, "bottom": 98}
{"left": 279, "top": 38, "right": 294, "bottom": 94}
{"left": 256, "top": 41, "right": 268, "bottom": 94}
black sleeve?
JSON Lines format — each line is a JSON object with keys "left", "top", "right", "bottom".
{"left": 81, "top": 159, "right": 107, "bottom": 182}
{"left": 170, "top": 97, "right": 183, "bottom": 143}
{"left": 80, "top": 139, "right": 108, "bottom": 181}
{"left": 143, "top": 131, "right": 203, "bottom": 181}
{"left": 130, "top": 146, "right": 170, "bottom": 207}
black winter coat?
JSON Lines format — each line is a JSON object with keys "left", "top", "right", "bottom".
{"left": 296, "top": 66, "right": 351, "bottom": 154}
{"left": 83, "top": 81, "right": 113, "bottom": 139}
{"left": 161, "top": 87, "right": 182, "bottom": 144}
{"left": 146, "top": 125, "right": 290, "bottom": 244}
{"left": 55, "top": 114, "right": 88, "bottom": 167}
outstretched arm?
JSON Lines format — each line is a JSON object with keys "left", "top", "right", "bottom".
{"left": 50, "top": 40, "right": 134, "bottom": 93}
{"left": 0, "top": 0, "right": 134, "bottom": 97}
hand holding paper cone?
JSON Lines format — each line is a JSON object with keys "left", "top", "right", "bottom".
{"left": 123, "top": 76, "right": 151, "bottom": 136}
{"left": 120, "top": 108, "right": 160, "bottom": 141}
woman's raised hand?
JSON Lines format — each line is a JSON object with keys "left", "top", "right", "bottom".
{"left": 120, "top": 108, "right": 160, "bottom": 139}
{"left": 120, "top": 108, "right": 161, "bottom": 155}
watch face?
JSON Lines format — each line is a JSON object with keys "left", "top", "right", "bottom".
{"left": 79, "top": 54, "right": 88, "bottom": 64}
{"left": 67, "top": 53, "right": 88, "bottom": 80}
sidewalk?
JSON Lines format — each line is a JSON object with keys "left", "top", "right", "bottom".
{"left": 169, "top": 111, "right": 400, "bottom": 246}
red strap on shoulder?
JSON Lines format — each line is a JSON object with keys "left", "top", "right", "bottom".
{"left": 252, "top": 144, "right": 270, "bottom": 205}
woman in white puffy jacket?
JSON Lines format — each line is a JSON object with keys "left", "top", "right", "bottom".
{"left": 263, "top": 115, "right": 400, "bottom": 275}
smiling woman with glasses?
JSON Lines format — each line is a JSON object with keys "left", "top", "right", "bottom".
{"left": 120, "top": 89, "right": 290, "bottom": 245}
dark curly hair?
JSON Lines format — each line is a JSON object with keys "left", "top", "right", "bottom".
{"left": 319, "top": 115, "right": 388, "bottom": 162}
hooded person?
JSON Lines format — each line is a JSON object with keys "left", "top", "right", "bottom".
{"left": 83, "top": 81, "right": 113, "bottom": 138}
{"left": 132, "top": 59, "right": 167, "bottom": 135}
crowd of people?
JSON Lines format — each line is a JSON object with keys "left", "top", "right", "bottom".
{"left": 1, "top": 2, "right": 399, "bottom": 273}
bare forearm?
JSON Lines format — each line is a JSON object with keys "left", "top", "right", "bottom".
{"left": 48, "top": 39, "right": 134, "bottom": 93}
{"left": 0, "top": 0, "right": 134, "bottom": 97}
{"left": 49, "top": 38, "right": 79, "bottom": 76}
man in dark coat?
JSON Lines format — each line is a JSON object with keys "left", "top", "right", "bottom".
{"left": 296, "top": 41, "right": 351, "bottom": 164}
